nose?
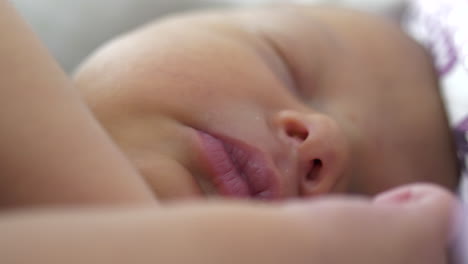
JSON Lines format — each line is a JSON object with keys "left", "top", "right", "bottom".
{"left": 274, "top": 110, "right": 350, "bottom": 196}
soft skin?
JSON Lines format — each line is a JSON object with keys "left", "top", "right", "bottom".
{"left": 0, "top": 0, "right": 154, "bottom": 207}
{"left": 0, "top": 0, "right": 456, "bottom": 264}
{"left": 0, "top": 2, "right": 458, "bottom": 264}
{"left": 75, "top": 5, "right": 458, "bottom": 200}
{"left": 0, "top": 184, "right": 457, "bottom": 264}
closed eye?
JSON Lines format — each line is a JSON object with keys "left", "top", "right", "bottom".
{"left": 257, "top": 31, "right": 301, "bottom": 96}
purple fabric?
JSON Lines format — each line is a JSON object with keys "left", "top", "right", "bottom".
{"left": 408, "top": 0, "right": 468, "bottom": 172}
{"left": 407, "top": 0, "right": 459, "bottom": 75}
{"left": 455, "top": 121, "right": 468, "bottom": 172}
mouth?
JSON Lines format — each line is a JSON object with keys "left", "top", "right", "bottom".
{"left": 196, "top": 130, "right": 280, "bottom": 199}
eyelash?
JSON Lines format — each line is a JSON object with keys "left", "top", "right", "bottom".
{"left": 259, "top": 32, "right": 301, "bottom": 96}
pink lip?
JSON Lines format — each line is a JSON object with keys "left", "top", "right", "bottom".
{"left": 196, "top": 130, "right": 279, "bottom": 199}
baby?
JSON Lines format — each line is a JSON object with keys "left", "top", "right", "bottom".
{"left": 74, "top": 5, "right": 459, "bottom": 201}
{"left": 0, "top": 1, "right": 460, "bottom": 263}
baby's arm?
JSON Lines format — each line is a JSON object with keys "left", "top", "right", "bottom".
{"left": 0, "top": 0, "right": 155, "bottom": 207}
{"left": 0, "top": 184, "right": 456, "bottom": 264}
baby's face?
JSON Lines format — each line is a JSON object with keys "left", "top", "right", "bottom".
{"left": 75, "top": 6, "right": 458, "bottom": 201}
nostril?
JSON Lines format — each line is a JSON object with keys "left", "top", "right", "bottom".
{"left": 285, "top": 121, "right": 309, "bottom": 142}
{"left": 306, "top": 159, "right": 322, "bottom": 182}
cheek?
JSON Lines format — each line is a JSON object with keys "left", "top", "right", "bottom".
{"left": 136, "top": 154, "right": 202, "bottom": 200}
{"left": 348, "top": 137, "right": 419, "bottom": 195}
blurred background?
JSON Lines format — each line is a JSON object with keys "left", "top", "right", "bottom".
{"left": 10, "top": 0, "right": 404, "bottom": 72}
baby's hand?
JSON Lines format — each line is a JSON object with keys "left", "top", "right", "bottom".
{"left": 286, "top": 183, "right": 457, "bottom": 264}
{"left": 208, "top": 183, "right": 456, "bottom": 264}
{"left": 156, "top": 183, "right": 457, "bottom": 264}
{"left": 203, "top": 183, "right": 456, "bottom": 264}
{"left": 139, "top": 183, "right": 457, "bottom": 264}
{"left": 0, "top": 184, "right": 456, "bottom": 264}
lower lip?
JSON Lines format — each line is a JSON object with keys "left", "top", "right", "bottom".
{"left": 196, "top": 130, "right": 276, "bottom": 199}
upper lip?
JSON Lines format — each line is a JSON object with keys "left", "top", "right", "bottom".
{"left": 195, "top": 130, "right": 280, "bottom": 199}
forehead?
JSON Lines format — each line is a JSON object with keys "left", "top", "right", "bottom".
{"left": 74, "top": 6, "right": 417, "bottom": 115}
{"left": 75, "top": 20, "right": 295, "bottom": 112}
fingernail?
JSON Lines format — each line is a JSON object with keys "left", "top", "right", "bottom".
{"left": 374, "top": 187, "right": 414, "bottom": 205}
{"left": 373, "top": 184, "right": 445, "bottom": 206}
